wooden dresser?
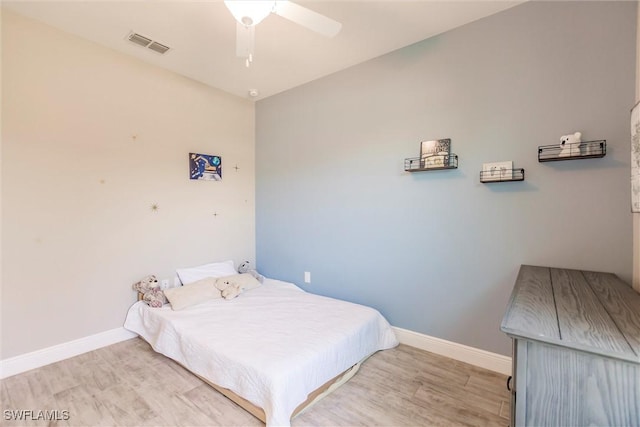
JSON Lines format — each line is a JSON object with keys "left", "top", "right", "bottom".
{"left": 501, "top": 265, "right": 640, "bottom": 426}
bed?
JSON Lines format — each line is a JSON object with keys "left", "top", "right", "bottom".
{"left": 124, "top": 277, "right": 398, "bottom": 426}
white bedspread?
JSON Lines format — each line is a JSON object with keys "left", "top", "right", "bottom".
{"left": 124, "top": 279, "right": 398, "bottom": 426}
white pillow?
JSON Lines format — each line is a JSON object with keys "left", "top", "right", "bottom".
{"left": 176, "top": 260, "right": 236, "bottom": 285}
{"left": 164, "top": 277, "right": 221, "bottom": 310}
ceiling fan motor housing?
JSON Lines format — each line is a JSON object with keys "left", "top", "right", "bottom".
{"left": 224, "top": 1, "right": 275, "bottom": 27}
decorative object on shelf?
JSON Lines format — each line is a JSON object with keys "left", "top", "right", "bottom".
{"left": 420, "top": 139, "right": 451, "bottom": 162}
{"left": 559, "top": 132, "right": 582, "bottom": 157}
{"left": 404, "top": 154, "right": 458, "bottom": 172}
{"left": 189, "top": 153, "right": 222, "bottom": 181}
{"left": 480, "top": 168, "right": 524, "bottom": 183}
{"left": 405, "top": 138, "right": 458, "bottom": 172}
{"left": 538, "top": 139, "right": 606, "bottom": 162}
{"left": 481, "top": 161, "right": 514, "bottom": 182}
{"left": 631, "top": 101, "right": 640, "bottom": 212}
{"left": 480, "top": 161, "right": 524, "bottom": 183}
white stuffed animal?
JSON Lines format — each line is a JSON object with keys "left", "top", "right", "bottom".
{"left": 215, "top": 278, "right": 243, "bottom": 300}
{"left": 559, "top": 132, "right": 582, "bottom": 157}
{"left": 215, "top": 273, "right": 262, "bottom": 300}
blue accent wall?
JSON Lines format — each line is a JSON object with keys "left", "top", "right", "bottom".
{"left": 256, "top": 1, "right": 636, "bottom": 355}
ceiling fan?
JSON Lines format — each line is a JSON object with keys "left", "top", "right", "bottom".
{"left": 224, "top": 1, "right": 342, "bottom": 67}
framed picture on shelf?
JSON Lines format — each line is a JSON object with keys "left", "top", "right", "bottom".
{"left": 482, "top": 161, "right": 513, "bottom": 182}
{"left": 420, "top": 138, "right": 451, "bottom": 168}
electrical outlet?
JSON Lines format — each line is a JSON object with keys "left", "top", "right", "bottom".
{"left": 304, "top": 271, "right": 311, "bottom": 284}
{"left": 161, "top": 279, "right": 170, "bottom": 289}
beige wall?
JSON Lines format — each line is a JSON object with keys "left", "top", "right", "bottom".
{"left": 1, "top": 10, "right": 256, "bottom": 358}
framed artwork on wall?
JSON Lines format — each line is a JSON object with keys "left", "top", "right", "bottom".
{"left": 189, "top": 153, "right": 222, "bottom": 181}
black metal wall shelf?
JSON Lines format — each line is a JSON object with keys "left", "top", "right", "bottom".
{"left": 538, "top": 140, "right": 606, "bottom": 162}
{"left": 404, "top": 154, "right": 458, "bottom": 172}
{"left": 480, "top": 168, "right": 525, "bottom": 183}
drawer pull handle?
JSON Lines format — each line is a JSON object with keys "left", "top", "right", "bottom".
{"left": 506, "top": 375, "right": 513, "bottom": 391}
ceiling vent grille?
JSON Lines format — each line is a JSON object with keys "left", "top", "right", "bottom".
{"left": 147, "top": 41, "right": 170, "bottom": 55}
{"left": 126, "top": 32, "right": 171, "bottom": 55}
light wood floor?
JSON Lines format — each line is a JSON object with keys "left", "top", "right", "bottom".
{"left": 1, "top": 338, "right": 510, "bottom": 426}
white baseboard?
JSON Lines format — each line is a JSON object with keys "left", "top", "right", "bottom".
{"left": 0, "top": 327, "right": 137, "bottom": 379}
{"left": 0, "top": 325, "right": 510, "bottom": 379}
{"left": 392, "top": 326, "right": 512, "bottom": 376}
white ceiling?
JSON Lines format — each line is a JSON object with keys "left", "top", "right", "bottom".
{"left": 3, "top": 1, "right": 523, "bottom": 101}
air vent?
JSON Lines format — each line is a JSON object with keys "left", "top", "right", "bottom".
{"left": 126, "top": 32, "right": 171, "bottom": 55}
{"left": 147, "top": 41, "right": 170, "bottom": 54}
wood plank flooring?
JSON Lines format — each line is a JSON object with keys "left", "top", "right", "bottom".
{"left": 1, "top": 338, "right": 510, "bottom": 426}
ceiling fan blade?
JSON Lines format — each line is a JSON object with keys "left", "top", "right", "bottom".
{"left": 235, "top": 21, "right": 255, "bottom": 59}
{"left": 273, "top": 1, "right": 342, "bottom": 37}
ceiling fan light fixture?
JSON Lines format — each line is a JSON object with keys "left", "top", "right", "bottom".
{"left": 224, "top": 0, "right": 341, "bottom": 68}
{"left": 224, "top": 1, "right": 275, "bottom": 27}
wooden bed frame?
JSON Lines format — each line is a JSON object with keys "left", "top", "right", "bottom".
{"left": 192, "top": 361, "right": 362, "bottom": 423}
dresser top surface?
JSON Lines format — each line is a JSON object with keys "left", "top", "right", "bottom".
{"left": 501, "top": 265, "right": 640, "bottom": 364}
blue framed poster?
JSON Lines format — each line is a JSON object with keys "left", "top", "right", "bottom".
{"left": 189, "top": 153, "right": 222, "bottom": 181}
